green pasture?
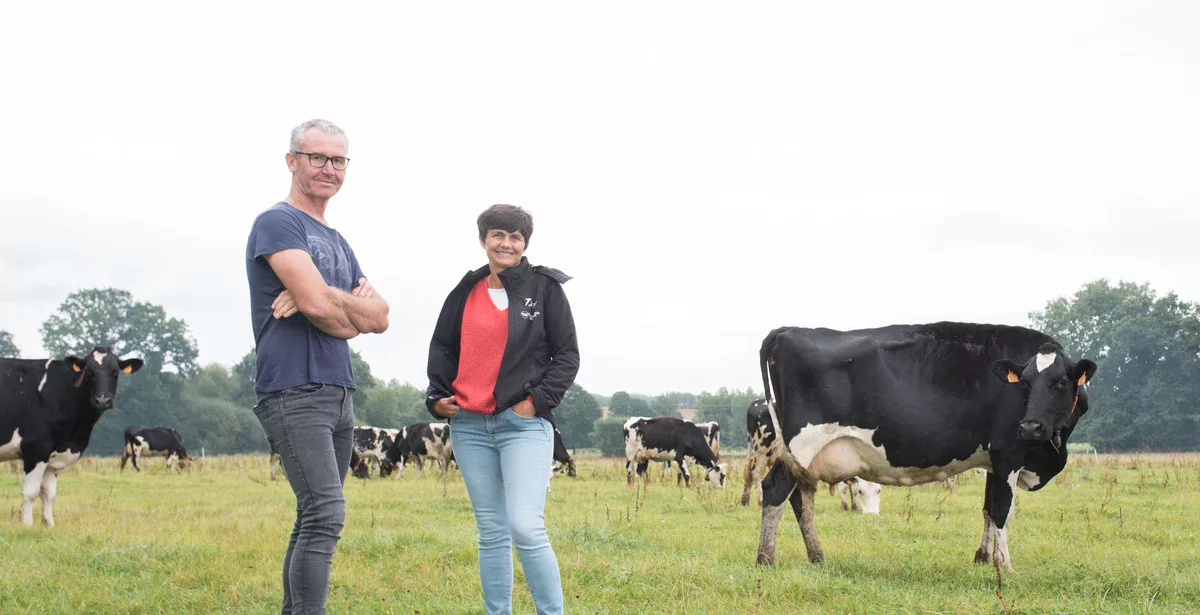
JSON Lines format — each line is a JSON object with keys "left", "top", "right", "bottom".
{"left": 2, "top": 453, "right": 1198, "bottom": 614}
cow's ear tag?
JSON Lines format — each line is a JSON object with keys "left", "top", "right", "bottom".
{"left": 122, "top": 365, "right": 134, "bottom": 374}
{"left": 72, "top": 363, "right": 82, "bottom": 373}
{"left": 1077, "top": 373, "right": 1087, "bottom": 386}
{"left": 1006, "top": 370, "right": 1019, "bottom": 383}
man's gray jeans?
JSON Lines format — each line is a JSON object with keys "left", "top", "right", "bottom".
{"left": 254, "top": 383, "right": 355, "bottom": 615}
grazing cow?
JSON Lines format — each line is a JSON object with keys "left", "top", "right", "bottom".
{"left": 657, "top": 420, "right": 720, "bottom": 479}
{"left": 624, "top": 417, "right": 727, "bottom": 488}
{"left": 120, "top": 426, "right": 191, "bottom": 472}
{"left": 0, "top": 347, "right": 143, "bottom": 526}
{"left": 548, "top": 427, "right": 577, "bottom": 488}
{"left": 351, "top": 426, "right": 401, "bottom": 478}
{"left": 741, "top": 398, "right": 777, "bottom": 506}
{"left": 269, "top": 445, "right": 285, "bottom": 481}
{"left": 755, "top": 323, "right": 1096, "bottom": 570}
{"left": 832, "top": 477, "right": 882, "bottom": 514}
{"left": 384, "top": 422, "right": 453, "bottom": 477}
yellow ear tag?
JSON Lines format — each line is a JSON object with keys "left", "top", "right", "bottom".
{"left": 1077, "top": 373, "right": 1087, "bottom": 386}
{"left": 1007, "top": 371, "right": 1019, "bottom": 383}
{"left": 72, "top": 363, "right": 82, "bottom": 373}
{"left": 122, "top": 365, "right": 134, "bottom": 374}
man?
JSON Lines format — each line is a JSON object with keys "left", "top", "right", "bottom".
{"left": 246, "top": 119, "right": 389, "bottom": 615}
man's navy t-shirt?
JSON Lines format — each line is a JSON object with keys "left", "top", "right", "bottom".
{"left": 246, "top": 202, "right": 364, "bottom": 393}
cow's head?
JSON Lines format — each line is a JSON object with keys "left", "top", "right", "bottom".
{"left": 383, "top": 438, "right": 410, "bottom": 471}
{"left": 992, "top": 343, "right": 1097, "bottom": 448}
{"left": 707, "top": 461, "right": 728, "bottom": 488}
{"left": 177, "top": 455, "right": 196, "bottom": 471}
{"left": 379, "top": 457, "right": 398, "bottom": 477}
{"left": 849, "top": 477, "right": 882, "bottom": 514}
{"left": 64, "top": 347, "right": 144, "bottom": 411}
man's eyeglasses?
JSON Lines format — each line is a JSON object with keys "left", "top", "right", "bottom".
{"left": 291, "top": 151, "right": 350, "bottom": 171}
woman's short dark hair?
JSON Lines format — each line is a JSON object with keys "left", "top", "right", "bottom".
{"left": 477, "top": 204, "right": 534, "bottom": 246}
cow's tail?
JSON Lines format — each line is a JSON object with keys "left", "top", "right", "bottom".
{"left": 759, "top": 328, "right": 783, "bottom": 407}
{"left": 759, "top": 328, "right": 791, "bottom": 470}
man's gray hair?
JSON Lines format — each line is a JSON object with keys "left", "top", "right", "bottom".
{"left": 289, "top": 119, "right": 348, "bottom": 152}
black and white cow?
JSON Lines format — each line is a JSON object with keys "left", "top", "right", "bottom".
{"left": 623, "top": 417, "right": 727, "bottom": 488}
{"left": 351, "top": 426, "right": 401, "bottom": 478}
{"left": 120, "top": 426, "right": 191, "bottom": 472}
{"left": 832, "top": 477, "right": 882, "bottom": 514}
{"left": 269, "top": 443, "right": 285, "bottom": 481}
{"left": 755, "top": 323, "right": 1096, "bottom": 570}
{"left": 551, "top": 427, "right": 577, "bottom": 479}
{"left": 384, "top": 422, "right": 453, "bottom": 477}
{"left": 0, "top": 347, "right": 143, "bottom": 526}
{"left": 741, "top": 398, "right": 777, "bottom": 506}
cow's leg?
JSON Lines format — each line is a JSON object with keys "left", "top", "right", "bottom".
{"left": 166, "top": 453, "right": 177, "bottom": 471}
{"left": 740, "top": 449, "right": 757, "bottom": 506}
{"left": 40, "top": 470, "right": 58, "bottom": 528}
{"left": 989, "top": 471, "right": 1017, "bottom": 571}
{"left": 756, "top": 460, "right": 796, "bottom": 566}
{"left": 131, "top": 449, "right": 141, "bottom": 472}
{"left": 838, "top": 483, "right": 850, "bottom": 510}
{"left": 635, "top": 460, "right": 649, "bottom": 484}
{"left": 120, "top": 447, "right": 129, "bottom": 471}
{"left": 675, "top": 455, "right": 691, "bottom": 487}
{"left": 974, "top": 474, "right": 996, "bottom": 564}
{"left": 788, "top": 472, "right": 824, "bottom": 563}
{"left": 676, "top": 451, "right": 696, "bottom": 485}
{"left": 21, "top": 461, "right": 48, "bottom": 527}
{"left": 625, "top": 459, "right": 633, "bottom": 485}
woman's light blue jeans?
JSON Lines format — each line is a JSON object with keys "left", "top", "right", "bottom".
{"left": 450, "top": 408, "right": 563, "bottom": 615}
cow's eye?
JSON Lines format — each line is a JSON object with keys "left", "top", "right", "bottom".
{"left": 1052, "top": 379, "right": 1067, "bottom": 390}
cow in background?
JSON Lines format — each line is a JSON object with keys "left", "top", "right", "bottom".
{"left": 832, "top": 477, "right": 882, "bottom": 514}
{"left": 121, "top": 426, "right": 192, "bottom": 472}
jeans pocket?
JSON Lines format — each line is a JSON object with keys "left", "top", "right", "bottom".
{"left": 280, "top": 382, "right": 325, "bottom": 399}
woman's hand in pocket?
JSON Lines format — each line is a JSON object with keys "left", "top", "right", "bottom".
{"left": 512, "top": 399, "right": 536, "bottom": 419}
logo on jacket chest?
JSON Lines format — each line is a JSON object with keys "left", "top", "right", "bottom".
{"left": 520, "top": 297, "right": 540, "bottom": 320}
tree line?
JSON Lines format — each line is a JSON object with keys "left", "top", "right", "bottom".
{"left": 2, "top": 279, "right": 1197, "bottom": 455}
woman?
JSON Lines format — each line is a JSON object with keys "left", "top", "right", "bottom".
{"left": 426, "top": 204, "right": 579, "bottom": 615}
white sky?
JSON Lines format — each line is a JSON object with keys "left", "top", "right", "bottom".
{"left": 3, "top": 2, "right": 1198, "bottom": 396}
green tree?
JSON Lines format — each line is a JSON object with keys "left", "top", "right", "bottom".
{"left": 556, "top": 384, "right": 603, "bottom": 449}
{"left": 695, "top": 387, "right": 759, "bottom": 447}
{"left": 231, "top": 349, "right": 257, "bottom": 409}
{"left": 349, "top": 348, "right": 380, "bottom": 410}
{"left": 591, "top": 417, "right": 628, "bottom": 458}
{"left": 40, "top": 288, "right": 199, "bottom": 375}
{"left": 0, "top": 330, "right": 18, "bottom": 357}
{"left": 663, "top": 391, "right": 696, "bottom": 409}
{"left": 607, "top": 391, "right": 650, "bottom": 418}
{"left": 1031, "top": 280, "right": 1200, "bottom": 451}
{"left": 651, "top": 394, "right": 680, "bottom": 418}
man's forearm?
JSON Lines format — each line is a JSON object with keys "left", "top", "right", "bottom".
{"left": 302, "top": 289, "right": 361, "bottom": 339}
{"left": 339, "top": 291, "right": 390, "bottom": 334}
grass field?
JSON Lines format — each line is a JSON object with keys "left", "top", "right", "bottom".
{"left": 2, "top": 452, "right": 1198, "bottom": 614}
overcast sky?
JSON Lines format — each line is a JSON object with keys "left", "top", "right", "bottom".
{"left": 3, "top": 2, "right": 1197, "bottom": 396}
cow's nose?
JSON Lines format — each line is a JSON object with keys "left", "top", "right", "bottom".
{"left": 1018, "top": 420, "right": 1046, "bottom": 441}
{"left": 93, "top": 394, "right": 113, "bottom": 409}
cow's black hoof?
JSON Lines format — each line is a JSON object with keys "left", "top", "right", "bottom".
{"left": 973, "top": 549, "right": 991, "bottom": 564}
{"left": 756, "top": 553, "right": 775, "bottom": 566}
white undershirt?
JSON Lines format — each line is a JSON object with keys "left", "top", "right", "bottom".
{"left": 488, "top": 287, "right": 509, "bottom": 310}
